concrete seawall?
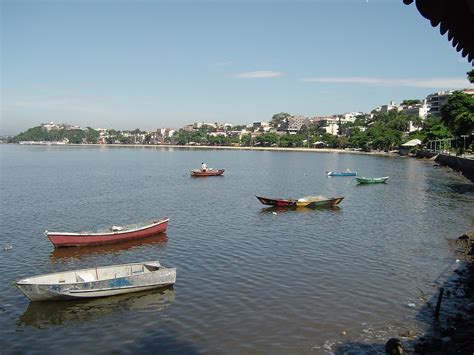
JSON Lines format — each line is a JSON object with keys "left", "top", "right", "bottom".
{"left": 416, "top": 150, "right": 438, "bottom": 159}
{"left": 417, "top": 150, "right": 474, "bottom": 182}
{"left": 436, "top": 154, "right": 474, "bottom": 181}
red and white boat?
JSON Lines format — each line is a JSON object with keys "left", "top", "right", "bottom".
{"left": 45, "top": 217, "right": 169, "bottom": 248}
{"left": 190, "top": 169, "right": 225, "bottom": 177}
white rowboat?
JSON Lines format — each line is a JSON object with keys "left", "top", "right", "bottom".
{"left": 15, "top": 261, "right": 176, "bottom": 302}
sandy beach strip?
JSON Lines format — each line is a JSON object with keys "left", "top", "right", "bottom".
{"left": 81, "top": 143, "right": 401, "bottom": 157}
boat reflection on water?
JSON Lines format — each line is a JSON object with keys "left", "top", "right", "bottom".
{"left": 49, "top": 232, "right": 168, "bottom": 261}
{"left": 17, "top": 286, "right": 175, "bottom": 329}
{"left": 260, "top": 205, "right": 341, "bottom": 214}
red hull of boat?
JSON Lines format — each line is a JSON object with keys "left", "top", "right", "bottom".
{"left": 256, "top": 195, "right": 344, "bottom": 208}
{"left": 255, "top": 195, "right": 296, "bottom": 207}
{"left": 191, "top": 169, "right": 225, "bottom": 177}
{"left": 47, "top": 218, "right": 169, "bottom": 247}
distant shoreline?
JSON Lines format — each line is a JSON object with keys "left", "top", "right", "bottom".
{"left": 55, "top": 143, "right": 402, "bottom": 158}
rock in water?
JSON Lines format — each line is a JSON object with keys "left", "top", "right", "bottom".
{"left": 385, "top": 338, "right": 403, "bottom": 354}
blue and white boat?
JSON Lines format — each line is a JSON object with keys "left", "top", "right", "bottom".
{"left": 326, "top": 170, "right": 357, "bottom": 177}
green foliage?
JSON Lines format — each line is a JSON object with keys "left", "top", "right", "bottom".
{"left": 468, "top": 69, "right": 474, "bottom": 84}
{"left": 240, "top": 134, "right": 251, "bottom": 146}
{"left": 441, "top": 91, "right": 474, "bottom": 138}
{"left": 338, "top": 121, "right": 353, "bottom": 136}
{"left": 174, "top": 129, "right": 207, "bottom": 145}
{"left": 118, "top": 135, "right": 131, "bottom": 144}
{"left": 299, "top": 121, "right": 323, "bottom": 136}
{"left": 354, "top": 114, "right": 369, "bottom": 126}
{"left": 401, "top": 99, "right": 421, "bottom": 106}
{"left": 336, "top": 136, "right": 349, "bottom": 149}
{"left": 366, "top": 125, "right": 402, "bottom": 150}
{"left": 84, "top": 129, "right": 100, "bottom": 143}
{"left": 279, "top": 134, "right": 306, "bottom": 147}
{"left": 208, "top": 134, "right": 239, "bottom": 146}
{"left": 407, "top": 130, "right": 426, "bottom": 142}
{"left": 348, "top": 127, "right": 370, "bottom": 148}
{"left": 199, "top": 125, "right": 216, "bottom": 133}
{"left": 270, "top": 112, "right": 291, "bottom": 128}
{"left": 9, "top": 126, "right": 49, "bottom": 142}
{"left": 9, "top": 126, "right": 100, "bottom": 144}
{"left": 319, "top": 133, "right": 338, "bottom": 148}
{"left": 422, "top": 115, "right": 452, "bottom": 142}
{"left": 343, "top": 111, "right": 423, "bottom": 150}
{"left": 256, "top": 133, "right": 280, "bottom": 146}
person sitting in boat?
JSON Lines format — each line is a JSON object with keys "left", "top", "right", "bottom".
{"left": 201, "top": 162, "right": 208, "bottom": 172}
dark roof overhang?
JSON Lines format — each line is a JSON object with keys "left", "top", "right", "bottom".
{"left": 403, "top": 0, "right": 474, "bottom": 64}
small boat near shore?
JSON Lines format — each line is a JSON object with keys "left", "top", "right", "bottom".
{"left": 190, "top": 169, "right": 225, "bottom": 177}
{"left": 255, "top": 195, "right": 344, "bottom": 208}
{"left": 15, "top": 260, "right": 176, "bottom": 302}
{"left": 255, "top": 196, "right": 296, "bottom": 207}
{"left": 326, "top": 170, "right": 357, "bottom": 177}
{"left": 46, "top": 217, "right": 169, "bottom": 247}
{"left": 355, "top": 176, "right": 389, "bottom": 184}
{"left": 296, "top": 195, "right": 344, "bottom": 207}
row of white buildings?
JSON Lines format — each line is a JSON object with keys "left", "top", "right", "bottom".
{"left": 38, "top": 89, "right": 473, "bottom": 144}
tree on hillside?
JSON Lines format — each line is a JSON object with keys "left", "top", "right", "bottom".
{"left": 353, "top": 114, "right": 369, "bottom": 127}
{"left": 366, "top": 124, "right": 403, "bottom": 151}
{"left": 422, "top": 116, "right": 452, "bottom": 142}
{"left": 348, "top": 127, "right": 369, "bottom": 149}
{"left": 240, "top": 134, "right": 251, "bottom": 146}
{"left": 9, "top": 126, "right": 48, "bottom": 142}
{"left": 200, "top": 124, "right": 216, "bottom": 133}
{"left": 468, "top": 69, "right": 474, "bottom": 83}
{"left": 270, "top": 112, "right": 291, "bottom": 128}
{"left": 256, "top": 133, "right": 280, "bottom": 146}
{"left": 319, "top": 132, "right": 338, "bottom": 148}
{"left": 336, "top": 136, "right": 349, "bottom": 149}
{"left": 9, "top": 126, "right": 99, "bottom": 143}
{"left": 84, "top": 129, "right": 100, "bottom": 143}
{"left": 280, "top": 133, "right": 306, "bottom": 147}
{"left": 440, "top": 91, "right": 474, "bottom": 138}
{"left": 371, "top": 111, "right": 419, "bottom": 133}
{"left": 401, "top": 99, "right": 421, "bottom": 106}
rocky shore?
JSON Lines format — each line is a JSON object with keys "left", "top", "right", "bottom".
{"left": 413, "top": 231, "right": 474, "bottom": 354}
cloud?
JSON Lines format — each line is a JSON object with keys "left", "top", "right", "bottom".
{"left": 301, "top": 76, "right": 473, "bottom": 89}
{"left": 233, "top": 71, "right": 282, "bottom": 79}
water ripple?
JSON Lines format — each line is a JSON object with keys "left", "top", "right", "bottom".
{"left": 0, "top": 145, "right": 472, "bottom": 353}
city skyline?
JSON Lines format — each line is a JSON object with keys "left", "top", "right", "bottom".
{"left": 2, "top": 0, "right": 473, "bottom": 135}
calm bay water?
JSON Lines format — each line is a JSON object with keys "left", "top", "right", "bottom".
{"left": 0, "top": 145, "right": 473, "bottom": 354}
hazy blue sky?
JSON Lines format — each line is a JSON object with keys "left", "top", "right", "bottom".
{"left": 1, "top": 0, "right": 473, "bottom": 135}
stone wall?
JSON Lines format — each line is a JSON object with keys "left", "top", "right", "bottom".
{"left": 436, "top": 154, "right": 474, "bottom": 182}
{"left": 415, "top": 151, "right": 474, "bottom": 181}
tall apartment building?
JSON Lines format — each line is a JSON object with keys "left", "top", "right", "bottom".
{"left": 426, "top": 91, "right": 452, "bottom": 117}
{"left": 425, "top": 89, "right": 474, "bottom": 117}
{"left": 311, "top": 116, "right": 340, "bottom": 135}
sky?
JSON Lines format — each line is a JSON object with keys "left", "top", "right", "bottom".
{"left": 1, "top": 0, "right": 473, "bottom": 135}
